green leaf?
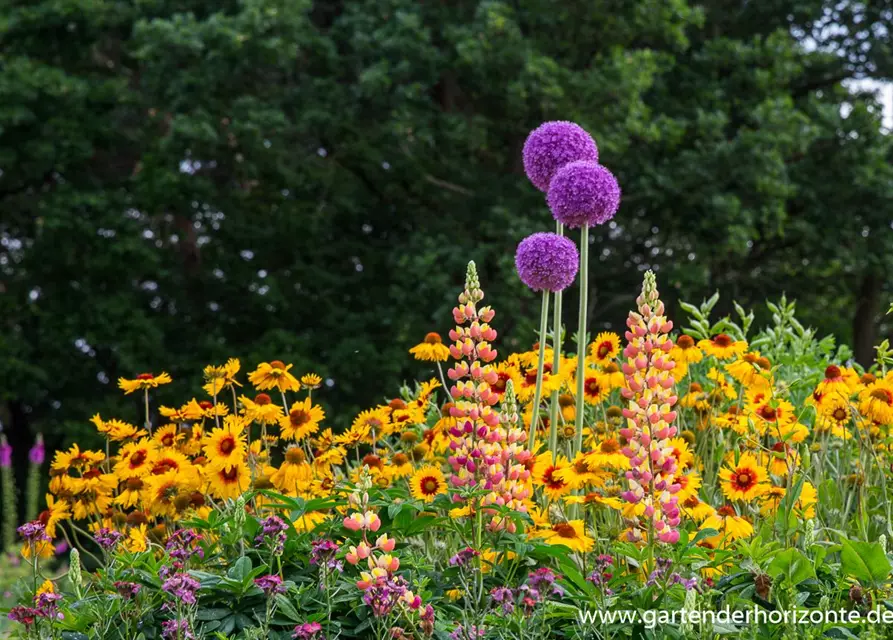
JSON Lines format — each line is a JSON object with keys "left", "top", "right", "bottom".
{"left": 229, "top": 556, "right": 253, "bottom": 583}
{"left": 274, "top": 594, "right": 302, "bottom": 622}
{"left": 840, "top": 539, "right": 891, "bottom": 587}
{"left": 767, "top": 548, "right": 814, "bottom": 585}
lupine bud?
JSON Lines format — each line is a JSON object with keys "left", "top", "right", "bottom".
{"left": 70, "top": 548, "right": 83, "bottom": 590}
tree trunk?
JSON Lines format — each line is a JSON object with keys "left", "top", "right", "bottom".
{"left": 853, "top": 272, "right": 881, "bottom": 366}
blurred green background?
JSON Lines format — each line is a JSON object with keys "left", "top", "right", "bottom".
{"left": 1, "top": 0, "right": 893, "bottom": 512}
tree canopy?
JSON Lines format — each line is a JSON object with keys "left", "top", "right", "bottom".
{"left": 1, "top": 0, "right": 892, "bottom": 469}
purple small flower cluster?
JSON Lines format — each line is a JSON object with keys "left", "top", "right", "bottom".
{"left": 420, "top": 604, "right": 435, "bottom": 635}
{"left": 450, "top": 625, "right": 485, "bottom": 640}
{"left": 644, "top": 557, "right": 697, "bottom": 591}
{"left": 448, "top": 547, "right": 479, "bottom": 568}
{"left": 7, "top": 606, "right": 38, "bottom": 627}
{"left": 17, "top": 521, "right": 49, "bottom": 545}
{"left": 518, "top": 568, "right": 563, "bottom": 613}
{"left": 254, "top": 574, "right": 287, "bottom": 596}
{"left": 114, "top": 581, "right": 142, "bottom": 600}
{"left": 7, "top": 592, "right": 64, "bottom": 627}
{"left": 34, "top": 592, "right": 64, "bottom": 621}
{"left": 489, "top": 568, "right": 564, "bottom": 618}
{"left": 94, "top": 528, "right": 125, "bottom": 550}
{"left": 162, "top": 573, "right": 202, "bottom": 606}
{"left": 586, "top": 555, "right": 614, "bottom": 593}
{"left": 362, "top": 575, "right": 410, "bottom": 617}
{"left": 292, "top": 621, "right": 324, "bottom": 639}
{"left": 165, "top": 529, "right": 204, "bottom": 563}
{"left": 161, "top": 619, "right": 196, "bottom": 640}
{"left": 256, "top": 515, "right": 289, "bottom": 555}
{"left": 309, "top": 539, "right": 341, "bottom": 571}
{"left": 490, "top": 586, "right": 515, "bottom": 615}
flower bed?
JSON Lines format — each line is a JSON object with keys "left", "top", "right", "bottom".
{"left": 3, "top": 122, "right": 893, "bottom": 639}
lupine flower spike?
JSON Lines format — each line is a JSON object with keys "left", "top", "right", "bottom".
{"left": 619, "top": 271, "right": 681, "bottom": 545}
{"left": 447, "top": 262, "right": 532, "bottom": 532}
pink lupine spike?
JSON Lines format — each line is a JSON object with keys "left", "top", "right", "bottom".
{"left": 619, "top": 271, "right": 681, "bottom": 545}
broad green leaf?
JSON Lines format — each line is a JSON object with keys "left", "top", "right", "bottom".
{"left": 840, "top": 539, "right": 891, "bottom": 587}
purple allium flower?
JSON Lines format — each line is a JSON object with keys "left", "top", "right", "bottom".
{"left": 547, "top": 161, "right": 621, "bottom": 228}
{"left": 522, "top": 121, "right": 599, "bottom": 192}
{"left": 515, "top": 232, "right": 579, "bottom": 293}
{"left": 17, "top": 521, "right": 49, "bottom": 545}
{"left": 28, "top": 437, "right": 45, "bottom": 465}
{"left": 114, "top": 581, "right": 142, "bottom": 600}
{"left": 255, "top": 574, "right": 287, "bottom": 596}
{"left": 0, "top": 441, "right": 12, "bottom": 468}
{"left": 292, "top": 621, "right": 324, "bottom": 639}
{"left": 162, "top": 573, "right": 202, "bottom": 606}
{"left": 448, "top": 547, "right": 480, "bottom": 568}
{"left": 161, "top": 619, "right": 195, "bottom": 640}
{"left": 93, "top": 528, "right": 125, "bottom": 550}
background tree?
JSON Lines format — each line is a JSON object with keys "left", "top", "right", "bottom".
{"left": 1, "top": 0, "right": 891, "bottom": 511}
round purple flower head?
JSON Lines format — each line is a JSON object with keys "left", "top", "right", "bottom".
{"left": 515, "top": 233, "right": 579, "bottom": 293}
{"left": 547, "top": 161, "right": 620, "bottom": 228}
{"left": 522, "top": 121, "right": 599, "bottom": 192}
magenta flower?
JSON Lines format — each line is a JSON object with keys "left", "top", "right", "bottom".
{"left": 0, "top": 441, "right": 12, "bottom": 468}
{"left": 292, "top": 621, "right": 324, "bottom": 639}
{"left": 28, "top": 437, "right": 45, "bottom": 465}
{"left": 547, "top": 161, "right": 620, "bottom": 228}
{"left": 255, "top": 574, "right": 287, "bottom": 596}
{"left": 522, "top": 121, "right": 599, "bottom": 192}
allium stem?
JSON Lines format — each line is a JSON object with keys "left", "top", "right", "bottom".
{"left": 527, "top": 290, "right": 551, "bottom": 451}
{"left": 573, "top": 224, "right": 590, "bottom": 454}
{"left": 548, "top": 222, "right": 564, "bottom": 460}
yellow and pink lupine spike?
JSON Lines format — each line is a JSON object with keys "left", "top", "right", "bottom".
{"left": 446, "top": 262, "right": 532, "bottom": 532}
{"left": 619, "top": 271, "right": 682, "bottom": 544}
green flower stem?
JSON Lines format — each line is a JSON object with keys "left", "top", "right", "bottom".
{"left": 574, "top": 224, "right": 589, "bottom": 455}
{"left": 548, "top": 222, "right": 565, "bottom": 460}
{"left": 526, "top": 289, "right": 551, "bottom": 451}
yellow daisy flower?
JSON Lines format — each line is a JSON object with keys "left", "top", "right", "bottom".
{"left": 279, "top": 398, "right": 325, "bottom": 440}
{"left": 203, "top": 358, "right": 242, "bottom": 397}
{"left": 118, "top": 372, "right": 172, "bottom": 395}
{"left": 719, "top": 452, "right": 769, "bottom": 501}
{"left": 589, "top": 332, "right": 621, "bottom": 365}
{"left": 409, "top": 465, "right": 447, "bottom": 503}
{"left": 240, "top": 393, "right": 285, "bottom": 425}
{"left": 532, "top": 520, "right": 594, "bottom": 553}
{"left": 698, "top": 334, "right": 747, "bottom": 360}
{"left": 206, "top": 460, "right": 251, "bottom": 500}
{"left": 248, "top": 360, "right": 301, "bottom": 393}
{"left": 670, "top": 334, "right": 703, "bottom": 364}
{"left": 300, "top": 373, "right": 323, "bottom": 389}
{"left": 859, "top": 380, "right": 893, "bottom": 425}
{"left": 532, "top": 453, "right": 572, "bottom": 501}
{"left": 409, "top": 333, "right": 451, "bottom": 362}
